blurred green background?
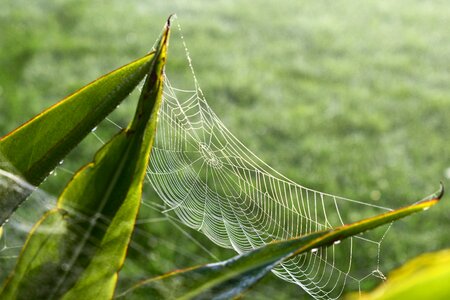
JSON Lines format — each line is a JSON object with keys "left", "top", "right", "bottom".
{"left": 1, "top": 0, "right": 449, "bottom": 299}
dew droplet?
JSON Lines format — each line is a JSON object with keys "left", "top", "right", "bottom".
{"left": 91, "top": 126, "right": 98, "bottom": 132}
{"left": 423, "top": 207, "right": 430, "bottom": 211}
{"left": 59, "top": 160, "right": 64, "bottom": 165}
{"left": 49, "top": 170, "right": 55, "bottom": 175}
{"left": 311, "top": 248, "right": 318, "bottom": 253}
{"left": 334, "top": 240, "right": 341, "bottom": 245}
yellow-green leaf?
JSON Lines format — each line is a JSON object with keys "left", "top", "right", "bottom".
{"left": 0, "top": 19, "right": 170, "bottom": 300}
{"left": 118, "top": 186, "right": 443, "bottom": 300}
{"left": 0, "top": 51, "right": 155, "bottom": 226}
{"left": 350, "top": 248, "right": 450, "bottom": 300}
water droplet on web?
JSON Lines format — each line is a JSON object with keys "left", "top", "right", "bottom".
{"left": 49, "top": 170, "right": 55, "bottom": 175}
{"left": 91, "top": 126, "right": 98, "bottom": 132}
{"left": 59, "top": 160, "right": 64, "bottom": 165}
{"left": 311, "top": 248, "right": 318, "bottom": 253}
{"left": 334, "top": 240, "right": 341, "bottom": 245}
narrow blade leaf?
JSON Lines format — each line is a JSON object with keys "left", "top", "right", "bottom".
{"left": 118, "top": 186, "right": 443, "bottom": 300}
{"left": 0, "top": 52, "right": 155, "bottom": 226}
{"left": 0, "top": 20, "right": 170, "bottom": 300}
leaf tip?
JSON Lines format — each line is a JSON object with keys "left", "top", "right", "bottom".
{"left": 162, "top": 18, "right": 171, "bottom": 50}
{"left": 429, "top": 181, "right": 444, "bottom": 202}
{"left": 415, "top": 182, "right": 445, "bottom": 208}
{"left": 167, "top": 14, "right": 176, "bottom": 28}
{"left": 438, "top": 181, "right": 445, "bottom": 200}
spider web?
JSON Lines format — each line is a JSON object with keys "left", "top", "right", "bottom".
{"left": 142, "top": 20, "right": 394, "bottom": 299}
{"left": 145, "top": 80, "right": 391, "bottom": 299}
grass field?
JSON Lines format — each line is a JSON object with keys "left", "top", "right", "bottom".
{"left": 1, "top": 1, "right": 449, "bottom": 299}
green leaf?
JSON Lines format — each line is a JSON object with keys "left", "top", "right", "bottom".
{"left": 118, "top": 186, "right": 443, "bottom": 300}
{"left": 349, "top": 248, "right": 450, "bottom": 300}
{"left": 0, "top": 20, "right": 170, "bottom": 300}
{"left": 0, "top": 51, "right": 155, "bottom": 226}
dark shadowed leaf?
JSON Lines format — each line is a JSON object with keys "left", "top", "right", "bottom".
{"left": 0, "top": 51, "right": 155, "bottom": 226}
{"left": 0, "top": 19, "right": 170, "bottom": 300}
{"left": 118, "top": 185, "right": 443, "bottom": 300}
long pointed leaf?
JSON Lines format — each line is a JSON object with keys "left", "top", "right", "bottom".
{"left": 0, "top": 20, "right": 171, "bottom": 300}
{"left": 0, "top": 52, "right": 155, "bottom": 226}
{"left": 118, "top": 186, "right": 443, "bottom": 299}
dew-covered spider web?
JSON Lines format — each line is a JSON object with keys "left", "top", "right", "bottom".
{"left": 143, "top": 21, "right": 396, "bottom": 299}
{"left": 0, "top": 19, "right": 433, "bottom": 300}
